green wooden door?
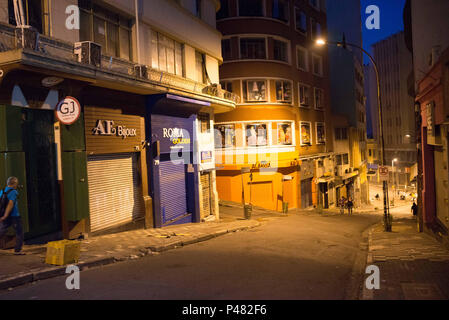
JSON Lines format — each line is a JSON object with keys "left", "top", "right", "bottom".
{"left": 61, "top": 151, "right": 90, "bottom": 221}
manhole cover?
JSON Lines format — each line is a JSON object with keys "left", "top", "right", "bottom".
{"left": 401, "top": 283, "right": 445, "bottom": 300}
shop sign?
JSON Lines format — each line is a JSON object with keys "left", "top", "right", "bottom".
{"left": 151, "top": 114, "right": 194, "bottom": 154}
{"left": 92, "top": 120, "right": 137, "bottom": 139}
{"left": 201, "top": 151, "right": 213, "bottom": 163}
{"left": 251, "top": 161, "right": 271, "bottom": 170}
{"left": 56, "top": 96, "right": 81, "bottom": 125}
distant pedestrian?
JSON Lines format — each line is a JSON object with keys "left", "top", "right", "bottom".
{"left": 347, "top": 198, "right": 354, "bottom": 215}
{"left": 411, "top": 202, "right": 418, "bottom": 216}
{"left": 339, "top": 197, "right": 346, "bottom": 215}
{"left": 0, "top": 177, "right": 24, "bottom": 255}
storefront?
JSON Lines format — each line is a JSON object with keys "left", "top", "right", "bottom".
{"left": 299, "top": 160, "right": 314, "bottom": 209}
{"left": 84, "top": 106, "right": 147, "bottom": 234}
{"left": 146, "top": 95, "right": 207, "bottom": 228}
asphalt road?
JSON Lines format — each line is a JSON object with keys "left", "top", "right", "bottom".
{"left": 0, "top": 211, "right": 381, "bottom": 300}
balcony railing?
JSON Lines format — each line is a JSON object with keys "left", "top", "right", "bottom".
{"left": 0, "top": 23, "right": 240, "bottom": 104}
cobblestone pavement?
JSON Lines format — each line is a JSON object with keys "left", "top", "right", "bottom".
{"left": 0, "top": 205, "right": 264, "bottom": 289}
{"left": 362, "top": 216, "right": 449, "bottom": 300}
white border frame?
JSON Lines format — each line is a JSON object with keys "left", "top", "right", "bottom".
{"left": 311, "top": 53, "right": 323, "bottom": 77}
{"left": 274, "top": 79, "right": 294, "bottom": 104}
{"left": 296, "top": 44, "right": 309, "bottom": 71}
{"left": 315, "top": 122, "right": 326, "bottom": 145}
{"left": 298, "top": 82, "right": 311, "bottom": 108}
{"left": 300, "top": 121, "right": 312, "bottom": 146}
{"left": 313, "top": 87, "right": 325, "bottom": 111}
{"left": 294, "top": 7, "right": 308, "bottom": 35}
{"left": 241, "top": 79, "right": 270, "bottom": 103}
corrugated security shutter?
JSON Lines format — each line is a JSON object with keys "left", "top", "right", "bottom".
{"left": 87, "top": 153, "right": 144, "bottom": 232}
{"left": 159, "top": 160, "right": 187, "bottom": 224}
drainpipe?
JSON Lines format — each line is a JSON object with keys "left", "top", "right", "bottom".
{"left": 135, "top": 0, "right": 141, "bottom": 64}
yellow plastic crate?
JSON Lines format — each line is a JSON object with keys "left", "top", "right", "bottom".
{"left": 45, "top": 240, "right": 81, "bottom": 266}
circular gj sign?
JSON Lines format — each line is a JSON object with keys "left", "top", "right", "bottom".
{"left": 56, "top": 96, "right": 81, "bottom": 125}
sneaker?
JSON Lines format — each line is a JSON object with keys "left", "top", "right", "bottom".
{"left": 13, "top": 251, "right": 26, "bottom": 256}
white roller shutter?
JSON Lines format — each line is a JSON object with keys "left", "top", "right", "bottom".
{"left": 87, "top": 153, "right": 145, "bottom": 233}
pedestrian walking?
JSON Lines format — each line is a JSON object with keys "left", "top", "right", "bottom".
{"left": 411, "top": 201, "right": 418, "bottom": 216}
{"left": 347, "top": 198, "right": 354, "bottom": 215}
{"left": 339, "top": 197, "right": 346, "bottom": 215}
{"left": 0, "top": 177, "right": 24, "bottom": 255}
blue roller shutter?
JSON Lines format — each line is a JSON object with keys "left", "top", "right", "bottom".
{"left": 159, "top": 160, "right": 188, "bottom": 224}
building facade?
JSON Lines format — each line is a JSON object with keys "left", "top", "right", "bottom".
{"left": 372, "top": 32, "right": 417, "bottom": 189}
{"left": 404, "top": 0, "right": 449, "bottom": 244}
{"left": 326, "top": 0, "right": 368, "bottom": 206}
{"left": 0, "top": 0, "right": 238, "bottom": 246}
{"left": 214, "top": 0, "right": 334, "bottom": 211}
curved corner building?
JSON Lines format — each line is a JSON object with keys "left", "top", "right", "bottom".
{"left": 215, "top": 0, "right": 334, "bottom": 211}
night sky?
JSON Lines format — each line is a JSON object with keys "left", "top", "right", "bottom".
{"left": 361, "top": 0, "right": 406, "bottom": 62}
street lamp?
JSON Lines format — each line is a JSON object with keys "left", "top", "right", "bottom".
{"left": 316, "top": 38, "right": 392, "bottom": 231}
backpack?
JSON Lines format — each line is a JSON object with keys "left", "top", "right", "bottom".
{"left": 0, "top": 188, "right": 13, "bottom": 217}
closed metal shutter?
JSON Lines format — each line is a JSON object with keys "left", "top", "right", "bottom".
{"left": 201, "top": 172, "right": 212, "bottom": 218}
{"left": 159, "top": 160, "right": 187, "bottom": 224}
{"left": 87, "top": 153, "right": 144, "bottom": 233}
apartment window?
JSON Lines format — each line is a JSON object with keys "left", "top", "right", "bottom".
{"left": 316, "top": 123, "right": 326, "bottom": 144}
{"left": 277, "top": 123, "right": 293, "bottom": 145}
{"left": 336, "top": 155, "right": 342, "bottom": 166}
{"left": 310, "top": 18, "right": 322, "bottom": 40}
{"left": 297, "top": 46, "right": 308, "bottom": 71}
{"left": 8, "top": 0, "right": 43, "bottom": 33}
{"left": 215, "top": 124, "right": 236, "bottom": 149}
{"left": 300, "top": 122, "right": 312, "bottom": 146}
{"left": 240, "top": 38, "right": 266, "bottom": 59}
{"left": 195, "top": 0, "right": 202, "bottom": 18}
{"left": 275, "top": 81, "right": 292, "bottom": 103}
{"left": 299, "top": 84, "right": 311, "bottom": 107}
{"left": 198, "top": 113, "right": 210, "bottom": 133}
{"left": 273, "top": 39, "right": 288, "bottom": 63}
{"left": 79, "top": 2, "right": 132, "bottom": 60}
{"left": 309, "top": 0, "right": 320, "bottom": 10}
{"left": 295, "top": 9, "right": 307, "bottom": 33}
{"left": 220, "top": 81, "right": 233, "bottom": 93}
{"left": 151, "top": 31, "right": 184, "bottom": 77}
{"left": 239, "top": 0, "right": 264, "bottom": 17}
{"left": 195, "top": 51, "right": 205, "bottom": 84}
{"left": 272, "top": 0, "right": 289, "bottom": 22}
{"left": 343, "top": 154, "right": 349, "bottom": 165}
{"left": 314, "top": 88, "right": 324, "bottom": 110}
{"left": 243, "top": 80, "right": 267, "bottom": 102}
{"left": 246, "top": 124, "right": 268, "bottom": 147}
{"left": 312, "top": 54, "right": 323, "bottom": 76}
{"left": 217, "top": 0, "right": 230, "bottom": 19}
{"left": 335, "top": 128, "right": 348, "bottom": 140}
{"left": 222, "top": 39, "right": 232, "bottom": 61}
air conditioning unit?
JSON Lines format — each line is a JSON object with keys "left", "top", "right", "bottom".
{"left": 134, "top": 64, "right": 148, "bottom": 79}
{"left": 15, "top": 26, "right": 39, "bottom": 50}
{"left": 74, "top": 41, "right": 102, "bottom": 68}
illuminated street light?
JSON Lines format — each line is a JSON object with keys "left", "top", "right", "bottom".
{"left": 316, "top": 37, "right": 392, "bottom": 231}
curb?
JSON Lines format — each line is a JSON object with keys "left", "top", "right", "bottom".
{"left": 360, "top": 222, "right": 383, "bottom": 300}
{"left": 0, "top": 221, "right": 261, "bottom": 291}
{"left": 344, "top": 223, "right": 372, "bottom": 300}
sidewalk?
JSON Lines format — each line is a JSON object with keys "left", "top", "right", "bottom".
{"left": 361, "top": 216, "right": 449, "bottom": 300}
{"left": 0, "top": 204, "right": 264, "bottom": 291}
